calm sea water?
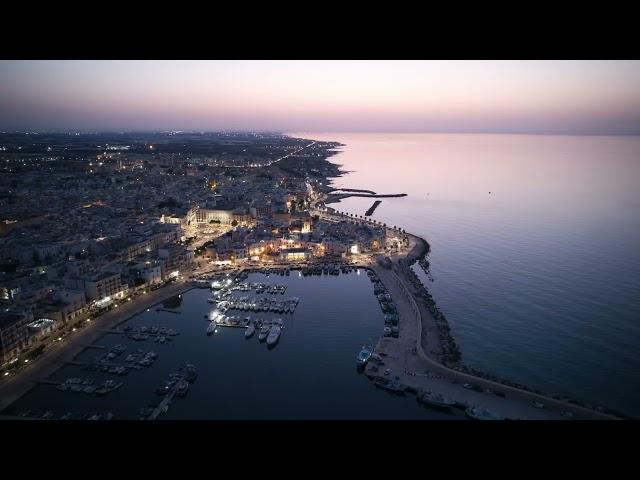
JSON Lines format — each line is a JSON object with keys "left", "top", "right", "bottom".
{"left": 6, "top": 272, "right": 459, "bottom": 420}
{"left": 294, "top": 132, "right": 640, "bottom": 417}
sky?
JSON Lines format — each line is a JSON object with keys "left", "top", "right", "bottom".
{"left": 0, "top": 60, "right": 639, "bottom": 134}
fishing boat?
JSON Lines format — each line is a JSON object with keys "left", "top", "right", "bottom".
{"left": 373, "top": 377, "right": 406, "bottom": 394}
{"left": 417, "top": 389, "right": 457, "bottom": 410}
{"left": 206, "top": 321, "right": 216, "bottom": 335}
{"left": 179, "top": 364, "right": 198, "bottom": 383}
{"left": 465, "top": 407, "right": 505, "bottom": 420}
{"left": 356, "top": 344, "right": 373, "bottom": 368}
{"left": 245, "top": 324, "right": 256, "bottom": 338}
{"left": 175, "top": 379, "right": 190, "bottom": 397}
{"left": 258, "top": 326, "right": 270, "bottom": 342}
{"left": 266, "top": 325, "right": 282, "bottom": 346}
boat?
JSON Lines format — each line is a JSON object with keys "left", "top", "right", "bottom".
{"left": 175, "top": 379, "right": 190, "bottom": 397}
{"left": 373, "top": 377, "right": 406, "bottom": 394}
{"left": 179, "top": 364, "right": 198, "bottom": 383}
{"left": 266, "top": 325, "right": 282, "bottom": 346}
{"left": 356, "top": 344, "right": 373, "bottom": 368}
{"left": 258, "top": 326, "right": 270, "bottom": 342}
{"left": 465, "top": 407, "right": 505, "bottom": 420}
{"left": 417, "top": 389, "right": 457, "bottom": 410}
{"left": 206, "top": 321, "right": 216, "bottom": 335}
{"left": 245, "top": 324, "right": 256, "bottom": 338}
{"left": 103, "top": 379, "right": 123, "bottom": 392}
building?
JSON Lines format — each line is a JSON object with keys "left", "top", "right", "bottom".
{"left": 84, "top": 271, "right": 125, "bottom": 302}
{"left": 0, "top": 311, "right": 32, "bottom": 363}
{"left": 279, "top": 247, "right": 311, "bottom": 262}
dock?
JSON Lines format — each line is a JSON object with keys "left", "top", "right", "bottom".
{"left": 81, "top": 344, "right": 106, "bottom": 349}
{"left": 63, "top": 360, "right": 143, "bottom": 370}
{"left": 147, "top": 389, "right": 177, "bottom": 420}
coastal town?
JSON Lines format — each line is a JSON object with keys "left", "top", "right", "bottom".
{"left": 0, "top": 132, "right": 621, "bottom": 420}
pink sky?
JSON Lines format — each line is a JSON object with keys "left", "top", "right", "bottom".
{"left": 1, "top": 60, "right": 639, "bottom": 134}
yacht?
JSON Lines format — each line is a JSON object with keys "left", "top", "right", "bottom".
{"left": 266, "top": 325, "right": 282, "bottom": 346}
{"left": 356, "top": 344, "right": 373, "bottom": 368}
{"left": 245, "top": 324, "right": 256, "bottom": 338}
{"left": 465, "top": 407, "right": 505, "bottom": 420}
{"left": 206, "top": 321, "right": 216, "bottom": 335}
{"left": 258, "top": 326, "right": 271, "bottom": 342}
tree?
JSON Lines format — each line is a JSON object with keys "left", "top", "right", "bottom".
{"left": 231, "top": 219, "right": 238, "bottom": 227}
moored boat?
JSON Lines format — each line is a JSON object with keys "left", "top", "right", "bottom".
{"left": 258, "top": 326, "right": 270, "bottom": 342}
{"left": 465, "top": 406, "right": 505, "bottom": 420}
{"left": 266, "top": 325, "right": 282, "bottom": 346}
{"left": 206, "top": 321, "right": 216, "bottom": 335}
{"left": 373, "top": 377, "right": 406, "bottom": 394}
{"left": 356, "top": 344, "right": 373, "bottom": 368}
{"left": 245, "top": 324, "right": 256, "bottom": 338}
{"left": 417, "top": 389, "right": 457, "bottom": 410}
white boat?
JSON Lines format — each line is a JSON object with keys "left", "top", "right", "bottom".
{"left": 266, "top": 325, "right": 282, "bottom": 346}
{"left": 465, "top": 407, "right": 505, "bottom": 421}
{"left": 245, "top": 324, "right": 256, "bottom": 338}
{"left": 206, "top": 321, "right": 216, "bottom": 335}
{"left": 258, "top": 326, "right": 270, "bottom": 342}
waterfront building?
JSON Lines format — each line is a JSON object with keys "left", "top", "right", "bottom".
{"left": 84, "top": 271, "right": 125, "bottom": 302}
{"left": 0, "top": 311, "right": 32, "bottom": 364}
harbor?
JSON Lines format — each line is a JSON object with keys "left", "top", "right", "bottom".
{"left": 2, "top": 270, "right": 456, "bottom": 420}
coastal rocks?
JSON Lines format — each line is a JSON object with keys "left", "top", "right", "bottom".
{"left": 403, "top": 258, "right": 462, "bottom": 366}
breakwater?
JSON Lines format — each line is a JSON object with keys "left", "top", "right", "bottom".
{"left": 365, "top": 200, "right": 382, "bottom": 217}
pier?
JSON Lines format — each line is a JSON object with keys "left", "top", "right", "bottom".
{"left": 365, "top": 200, "right": 382, "bottom": 216}
{"left": 63, "top": 360, "right": 142, "bottom": 370}
{"left": 147, "top": 389, "right": 177, "bottom": 420}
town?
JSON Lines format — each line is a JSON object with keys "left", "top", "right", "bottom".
{"left": 0, "top": 132, "right": 409, "bottom": 376}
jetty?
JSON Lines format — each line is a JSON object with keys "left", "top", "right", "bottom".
{"left": 147, "top": 390, "right": 176, "bottom": 420}
{"left": 365, "top": 200, "right": 382, "bottom": 216}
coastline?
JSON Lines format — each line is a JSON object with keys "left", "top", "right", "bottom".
{"left": 378, "top": 232, "right": 621, "bottom": 419}
{"left": 317, "top": 203, "right": 620, "bottom": 419}
{"left": 0, "top": 281, "right": 194, "bottom": 414}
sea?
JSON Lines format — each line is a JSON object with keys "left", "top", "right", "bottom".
{"left": 293, "top": 132, "right": 640, "bottom": 417}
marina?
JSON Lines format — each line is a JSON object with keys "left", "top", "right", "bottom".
{"left": 3, "top": 271, "right": 457, "bottom": 420}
